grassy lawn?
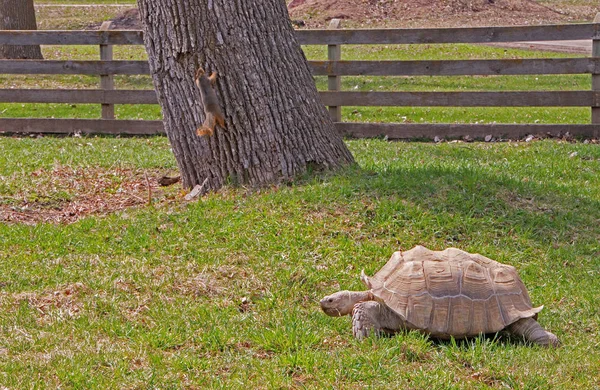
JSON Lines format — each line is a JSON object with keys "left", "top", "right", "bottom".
{"left": 0, "top": 137, "right": 599, "bottom": 388}
{"left": 35, "top": 3, "right": 134, "bottom": 30}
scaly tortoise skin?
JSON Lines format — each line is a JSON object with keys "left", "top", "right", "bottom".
{"left": 320, "top": 246, "right": 560, "bottom": 347}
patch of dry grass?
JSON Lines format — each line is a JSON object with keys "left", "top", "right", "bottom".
{"left": 12, "top": 282, "right": 87, "bottom": 325}
{"left": 0, "top": 164, "right": 179, "bottom": 224}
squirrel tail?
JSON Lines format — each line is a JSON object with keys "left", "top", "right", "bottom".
{"left": 196, "top": 113, "right": 216, "bottom": 137}
{"left": 196, "top": 126, "right": 213, "bottom": 137}
{"left": 196, "top": 112, "right": 226, "bottom": 137}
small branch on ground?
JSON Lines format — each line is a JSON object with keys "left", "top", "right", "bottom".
{"left": 144, "top": 171, "right": 152, "bottom": 205}
{"left": 184, "top": 178, "right": 209, "bottom": 201}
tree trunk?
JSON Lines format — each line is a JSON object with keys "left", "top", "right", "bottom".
{"left": 0, "top": 0, "right": 43, "bottom": 59}
{"left": 137, "top": 0, "right": 354, "bottom": 192}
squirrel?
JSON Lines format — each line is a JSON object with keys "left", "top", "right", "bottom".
{"left": 195, "top": 67, "right": 225, "bottom": 137}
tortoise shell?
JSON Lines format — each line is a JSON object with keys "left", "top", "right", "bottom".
{"left": 365, "top": 246, "right": 543, "bottom": 338}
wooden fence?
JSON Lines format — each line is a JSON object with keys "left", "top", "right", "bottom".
{"left": 0, "top": 17, "right": 599, "bottom": 139}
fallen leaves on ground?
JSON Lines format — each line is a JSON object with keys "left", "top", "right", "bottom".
{"left": 0, "top": 165, "right": 180, "bottom": 225}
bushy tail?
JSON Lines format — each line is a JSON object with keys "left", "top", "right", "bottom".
{"left": 196, "top": 112, "right": 225, "bottom": 137}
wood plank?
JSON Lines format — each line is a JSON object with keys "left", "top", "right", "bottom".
{"left": 0, "top": 118, "right": 164, "bottom": 135}
{"left": 336, "top": 122, "right": 600, "bottom": 140}
{"left": 1, "top": 58, "right": 595, "bottom": 77}
{"left": 0, "top": 60, "right": 150, "bottom": 75}
{"left": 1, "top": 89, "right": 595, "bottom": 108}
{"left": 2, "top": 118, "right": 597, "bottom": 140}
{"left": 0, "top": 89, "right": 158, "bottom": 104}
{"left": 0, "top": 23, "right": 594, "bottom": 47}
{"left": 327, "top": 18, "right": 342, "bottom": 122}
{"left": 318, "top": 91, "right": 598, "bottom": 107}
{"left": 0, "top": 30, "right": 144, "bottom": 45}
{"left": 592, "top": 13, "right": 600, "bottom": 124}
{"left": 309, "top": 58, "right": 600, "bottom": 76}
{"left": 297, "top": 24, "right": 597, "bottom": 45}
{"left": 100, "top": 21, "right": 115, "bottom": 120}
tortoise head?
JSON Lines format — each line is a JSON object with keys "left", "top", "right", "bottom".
{"left": 320, "top": 291, "right": 356, "bottom": 317}
{"left": 320, "top": 290, "right": 373, "bottom": 317}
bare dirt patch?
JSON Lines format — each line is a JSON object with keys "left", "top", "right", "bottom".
{"left": 0, "top": 165, "right": 179, "bottom": 225}
{"left": 288, "top": 0, "right": 596, "bottom": 28}
{"left": 96, "top": 1, "right": 596, "bottom": 31}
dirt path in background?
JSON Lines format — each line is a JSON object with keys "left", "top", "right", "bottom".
{"left": 76, "top": 1, "right": 597, "bottom": 30}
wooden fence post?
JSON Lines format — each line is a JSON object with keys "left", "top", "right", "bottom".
{"left": 327, "top": 18, "right": 342, "bottom": 123}
{"left": 99, "top": 21, "right": 114, "bottom": 120}
{"left": 593, "top": 13, "right": 600, "bottom": 129}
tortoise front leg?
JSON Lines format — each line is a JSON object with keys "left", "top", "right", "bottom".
{"left": 352, "top": 301, "right": 406, "bottom": 340}
{"left": 507, "top": 318, "right": 560, "bottom": 347}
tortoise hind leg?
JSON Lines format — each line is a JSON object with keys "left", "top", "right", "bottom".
{"left": 507, "top": 317, "right": 560, "bottom": 347}
{"left": 352, "top": 301, "right": 405, "bottom": 340}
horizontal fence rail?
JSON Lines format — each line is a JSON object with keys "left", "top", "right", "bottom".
{"left": 0, "top": 58, "right": 598, "bottom": 77}
{"left": 2, "top": 119, "right": 598, "bottom": 140}
{"left": 297, "top": 24, "right": 600, "bottom": 45}
{"left": 319, "top": 91, "right": 599, "bottom": 107}
{"left": 1, "top": 89, "right": 596, "bottom": 108}
{"left": 0, "top": 30, "right": 144, "bottom": 45}
{"left": 0, "top": 24, "right": 596, "bottom": 46}
{"left": 0, "top": 60, "right": 150, "bottom": 75}
{"left": 0, "top": 20, "right": 599, "bottom": 139}
{"left": 337, "top": 123, "right": 600, "bottom": 139}
{"left": 0, "top": 89, "right": 158, "bottom": 104}
{"left": 310, "top": 58, "right": 600, "bottom": 76}
{"left": 0, "top": 118, "right": 164, "bottom": 135}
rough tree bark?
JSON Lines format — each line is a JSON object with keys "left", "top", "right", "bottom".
{"left": 137, "top": 0, "right": 354, "bottom": 192}
{"left": 0, "top": 0, "right": 43, "bottom": 59}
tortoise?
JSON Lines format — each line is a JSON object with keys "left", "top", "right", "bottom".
{"left": 320, "top": 246, "right": 560, "bottom": 347}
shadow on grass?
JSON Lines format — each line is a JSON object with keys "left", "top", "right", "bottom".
{"left": 330, "top": 161, "right": 597, "bottom": 251}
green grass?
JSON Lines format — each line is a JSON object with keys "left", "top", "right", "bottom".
{"left": 0, "top": 137, "right": 599, "bottom": 388}
{"left": 35, "top": 4, "right": 133, "bottom": 30}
